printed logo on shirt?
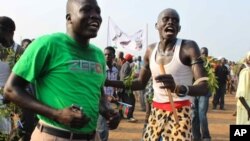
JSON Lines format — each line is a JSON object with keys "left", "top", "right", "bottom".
{"left": 67, "top": 60, "right": 103, "bottom": 73}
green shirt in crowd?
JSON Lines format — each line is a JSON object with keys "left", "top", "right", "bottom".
{"left": 13, "top": 33, "right": 106, "bottom": 133}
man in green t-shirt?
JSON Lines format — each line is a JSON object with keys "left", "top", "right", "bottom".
{"left": 3, "top": 0, "right": 116, "bottom": 140}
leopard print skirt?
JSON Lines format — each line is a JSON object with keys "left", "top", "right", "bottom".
{"left": 143, "top": 106, "right": 192, "bottom": 141}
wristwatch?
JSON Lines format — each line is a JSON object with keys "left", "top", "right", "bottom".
{"left": 176, "top": 85, "right": 189, "bottom": 97}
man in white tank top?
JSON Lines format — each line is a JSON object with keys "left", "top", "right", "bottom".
{"left": 106, "top": 8, "right": 209, "bottom": 141}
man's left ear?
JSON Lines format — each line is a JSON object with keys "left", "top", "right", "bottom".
{"left": 178, "top": 25, "right": 181, "bottom": 32}
{"left": 66, "top": 13, "right": 72, "bottom": 23}
{"left": 155, "top": 23, "right": 158, "bottom": 30}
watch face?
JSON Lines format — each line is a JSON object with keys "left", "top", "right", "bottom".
{"left": 179, "top": 85, "right": 184, "bottom": 93}
{"left": 178, "top": 85, "right": 188, "bottom": 97}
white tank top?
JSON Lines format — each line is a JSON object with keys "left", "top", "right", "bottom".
{"left": 149, "top": 39, "right": 193, "bottom": 103}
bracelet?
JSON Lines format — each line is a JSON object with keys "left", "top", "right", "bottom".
{"left": 176, "top": 85, "right": 189, "bottom": 97}
{"left": 183, "top": 85, "right": 189, "bottom": 96}
{"left": 191, "top": 57, "right": 204, "bottom": 65}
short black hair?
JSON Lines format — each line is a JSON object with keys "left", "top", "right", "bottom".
{"left": 21, "top": 38, "right": 32, "bottom": 44}
{"left": 0, "top": 16, "right": 15, "bottom": 31}
{"left": 200, "top": 47, "right": 208, "bottom": 56}
{"left": 104, "top": 46, "right": 116, "bottom": 55}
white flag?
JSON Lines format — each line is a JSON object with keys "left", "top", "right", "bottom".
{"left": 108, "top": 18, "right": 145, "bottom": 51}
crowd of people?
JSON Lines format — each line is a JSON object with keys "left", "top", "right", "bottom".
{"left": 0, "top": 0, "right": 249, "bottom": 141}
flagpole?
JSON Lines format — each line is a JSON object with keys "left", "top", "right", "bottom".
{"left": 144, "top": 23, "right": 148, "bottom": 56}
{"left": 146, "top": 23, "right": 148, "bottom": 47}
{"left": 107, "top": 16, "right": 110, "bottom": 46}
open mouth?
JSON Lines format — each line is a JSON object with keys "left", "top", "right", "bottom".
{"left": 165, "top": 27, "right": 175, "bottom": 34}
{"left": 88, "top": 22, "right": 100, "bottom": 30}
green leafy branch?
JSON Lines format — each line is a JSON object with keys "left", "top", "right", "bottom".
{"left": 0, "top": 46, "right": 22, "bottom": 117}
{"left": 0, "top": 89, "right": 21, "bottom": 118}
{"left": 203, "top": 57, "right": 219, "bottom": 94}
{"left": 0, "top": 47, "right": 21, "bottom": 68}
{"left": 123, "top": 67, "right": 136, "bottom": 96}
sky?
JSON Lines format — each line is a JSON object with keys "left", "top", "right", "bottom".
{"left": 1, "top": 0, "right": 250, "bottom": 62}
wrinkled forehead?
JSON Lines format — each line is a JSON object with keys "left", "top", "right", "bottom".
{"left": 67, "top": 0, "right": 99, "bottom": 11}
{"left": 77, "top": 0, "right": 98, "bottom": 6}
{"left": 158, "top": 9, "right": 180, "bottom": 21}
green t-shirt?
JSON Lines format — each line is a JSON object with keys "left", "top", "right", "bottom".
{"left": 13, "top": 33, "right": 106, "bottom": 133}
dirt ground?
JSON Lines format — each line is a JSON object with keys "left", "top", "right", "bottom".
{"left": 109, "top": 93, "right": 236, "bottom": 141}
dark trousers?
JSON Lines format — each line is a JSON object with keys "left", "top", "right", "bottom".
{"left": 213, "top": 84, "right": 226, "bottom": 109}
{"left": 119, "top": 89, "right": 136, "bottom": 119}
{"left": 20, "top": 108, "right": 37, "bottom": 140}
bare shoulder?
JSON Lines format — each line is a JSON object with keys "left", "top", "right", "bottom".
{"left": 145, "top": 42, "right": 157, "bottom": 58}
{"left": 147, "top": 42, "right": 157, "bottom": 53}
{"left": 143, "top": 42, "right": 157, "bottom": 69}
{"left": 182, "top": 39, "right": 199, "bottom": 50}
{"left": 181, "top": 39, "right": 201, "bottom": 63}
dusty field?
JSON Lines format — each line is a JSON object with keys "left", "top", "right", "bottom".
{"left": 109, "top": 93, "right": 236, "bottom": 141}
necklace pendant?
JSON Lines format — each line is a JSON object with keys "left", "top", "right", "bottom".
{"left": 159, "top": 50, "right": 174, "bottom": 57}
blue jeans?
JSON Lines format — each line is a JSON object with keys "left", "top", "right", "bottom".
{"left": 191, "top": 94, "right": 211, "bottom": 140}
{"left": 96, "top": 115, "right": 109, "bottom": 141}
